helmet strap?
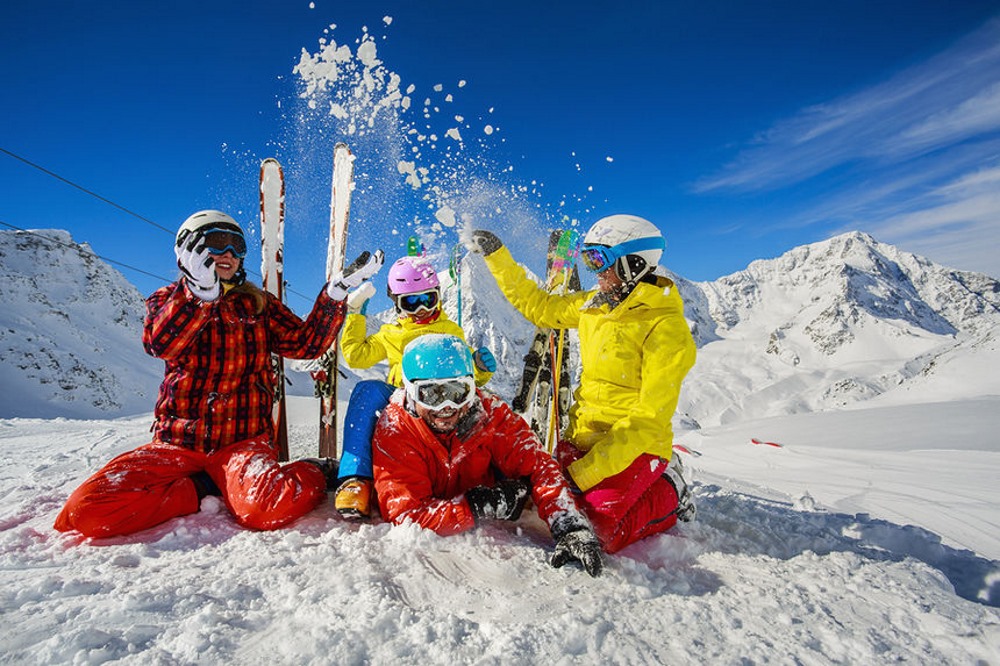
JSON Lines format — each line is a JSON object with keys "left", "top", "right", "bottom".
{"left": 614, "top": 255, "right": 650, "bottom": 286}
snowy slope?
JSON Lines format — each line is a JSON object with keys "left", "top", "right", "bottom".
{"left": 0, "top": 397, "right": 997, "bottom": 664}
{"left": 0, "top": 229, "right": 162, "bottom": 419}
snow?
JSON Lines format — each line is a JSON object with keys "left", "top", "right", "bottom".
{"left": 2, "top": 396, "right": 998, "bottom": 663}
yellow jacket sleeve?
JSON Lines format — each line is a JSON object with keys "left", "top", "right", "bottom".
{"left": 483, "top": 247, "right": 587, "bottom": 329}
{"left": 339, "top": 313, "right": 389, "bottom": 369}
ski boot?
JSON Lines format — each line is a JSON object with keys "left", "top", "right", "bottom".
{"left": 335, "top": 477, "right": 373, "bottom": 520}
{"left": 301, "top": 457, "right": 340, "bottom": 490}
{"left": 663, "top": 454, "right": 696, "bottom": 522}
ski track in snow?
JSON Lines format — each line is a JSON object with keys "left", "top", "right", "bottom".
{"left": 1, "top": 398, "right": 998, "bottom": 664}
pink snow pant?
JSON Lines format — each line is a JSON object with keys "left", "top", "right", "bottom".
{"left": 555, "top": 441, "right": 679, "bottom": 554}
{"left": 54, "top": 436, "right": 326, "bottom": 538}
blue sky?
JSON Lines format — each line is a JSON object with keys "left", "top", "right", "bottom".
{"left": 3, "top": 0, "right": 999, "bottom": 312}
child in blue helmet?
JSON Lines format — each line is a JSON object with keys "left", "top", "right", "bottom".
{"left": 333, "top": 257, "right": 496, "bottom": 519}
{"left": 372, "top": 334, "right": 604, "bottom": 577}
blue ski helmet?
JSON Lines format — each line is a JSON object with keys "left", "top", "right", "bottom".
{"left": 402, "top": 334, "right": 475, "bottom": 383}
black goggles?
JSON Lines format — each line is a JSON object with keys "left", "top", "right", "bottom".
{"left": 407, "top": 376, "right": 476, "bottom": 410}
{"left": 201, "top": 227, "right": 247, "bottom": 259}
{"left": 397, "top": 289, "right": 440, "bottom": 314}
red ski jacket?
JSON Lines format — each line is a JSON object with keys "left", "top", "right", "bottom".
{"left": 143, "top": 281, "right": 345, "bottom": 452}
{"left": 372, "top": 390, "right": 584, "bottom": 536}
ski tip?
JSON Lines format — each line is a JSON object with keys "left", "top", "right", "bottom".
{"left": 751, "top": 438, "right": 784, "bottom": 448}
{"left": 260, "top": 158, "right": 283, "bottom": 174}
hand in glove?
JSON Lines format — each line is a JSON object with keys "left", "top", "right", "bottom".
{"left": 465, "top": 230, "right": 503, "bottom": 256}
{"left": 549, "top": 513, "right": 604, "bottom": 577}
{"left": 327, "top": 249, "right": 385, "bottom": 301}
{"left": 472, "top": 347, "right": 497, "bottom": 373}
{"left": 346, "top": 281, "right": 376, "bottom": 315}
{"left": 465, "top": 478, "right": 530, "bottom": 522}
{"left": 175, "top": 230, "right": 220, "bottom": 302}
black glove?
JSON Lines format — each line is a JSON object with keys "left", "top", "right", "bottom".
{"left": 549, "top": 513, "right": 604, "bottom": 577}
{"left": 465, "top": 230, "right": 503, "bottom": 256}
{"left": 465, "top": 478, "right": 530, "bottom": 521}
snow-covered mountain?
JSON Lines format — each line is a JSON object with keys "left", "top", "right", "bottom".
{"left": 0, "top": 229, "right": 162, "bottom": 419}
{"left": 3, "top": 228, "right": 999, "bottom": 430}
{"left": 674, "top": 231, "right": 1000, "bottom": 426}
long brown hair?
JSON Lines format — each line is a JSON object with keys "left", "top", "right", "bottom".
{"left": 228, "top": 280, "right": 267, "bottom": 315}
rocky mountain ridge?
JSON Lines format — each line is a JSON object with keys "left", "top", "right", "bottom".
{"left": 2, "top": 228, "right": 997, "bottom": 425}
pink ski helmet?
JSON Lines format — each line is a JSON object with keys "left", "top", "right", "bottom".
{"left": 387, "top": 257, "right": 440, "bottom": 295}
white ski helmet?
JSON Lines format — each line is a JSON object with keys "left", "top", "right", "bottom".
{"left": 176, "top": 210, "right": 244, "bottom": 245}
{"left": 582, "top": 214, "right": 665, "bottom": 282}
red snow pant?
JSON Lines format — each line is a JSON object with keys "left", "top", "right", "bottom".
{"left": 555, "top": 441, "right": 679, "bottom": 554}
{"left": 54, "top": 436, "right": 327, "bottom": 538}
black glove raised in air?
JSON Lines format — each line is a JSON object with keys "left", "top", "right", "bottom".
{"left": 465, "top": 230, "right": 503, "bottom": 256}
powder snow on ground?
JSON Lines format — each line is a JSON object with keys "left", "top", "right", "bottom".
{"left": 1, "top": 393, "right": 998, "bottom": 664}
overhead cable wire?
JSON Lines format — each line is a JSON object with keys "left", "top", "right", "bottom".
{"left": 0, "top": 221, "right": 173, "bottom": 283}
{"left": 1, "top": 147, "right": 313, "bottom": 304}
{"left": 1, "top": 147, "right": 174, "bottom": 235}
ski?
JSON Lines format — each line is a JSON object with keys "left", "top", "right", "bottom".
{"left": 260, "top": 157, "right": 289, "bottom": 461}
{"left": 512, "top": 228, "right": 581, "bottom": 448}
{"left": 449, "top": 243, "right": 464, "bottom": 327}
{"left": 316, "top": 142, "right": 354, "bottom": 458}
{"left": 673, "top": 444, "right": 703, "bottom": 458}
{"left": 545, "top": 228, "right": 580, "bottom": 450}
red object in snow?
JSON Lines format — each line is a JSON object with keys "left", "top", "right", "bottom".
{"left": 751, "top": 437, "right": 784, "bottom": 448}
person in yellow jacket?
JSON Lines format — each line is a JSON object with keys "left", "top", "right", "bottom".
{"left": 466, "top": 214, "right": 697, "bottom": 553}
{"left": 333, "top": 256, "right": 495, "bottom": 519}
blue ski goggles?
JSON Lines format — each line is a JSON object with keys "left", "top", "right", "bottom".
{"left": 406, "top": 376, "right": 476, "bottom": 411}
{"left": 580, "top": 237, "right": 664, "bottom": 273}
{"left": 397, "top": 289, "right": 440, "bottom": 314}
{"left": 201, "top": 227, "right": 247, "bottom": 259}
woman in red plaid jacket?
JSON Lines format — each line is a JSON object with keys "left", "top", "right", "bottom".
{"left": 55, "top": 210, "right": 383, "bottom": 538}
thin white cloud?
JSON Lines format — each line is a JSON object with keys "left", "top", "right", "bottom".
{"left": 695, "top": 17, "right": 1000, "bottom": 278}
{"left": 696, "top": 18, "right": 1000, "bottom": 193}
{"left": 893, "top": 82, "right": 1000, "bottom": 155}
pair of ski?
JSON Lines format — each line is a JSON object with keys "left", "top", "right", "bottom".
{"left": 512, "top": 228, "right": 582, "bottom": 451}
{"left": 259, "top": 143, "right": 353, "bottom": 461}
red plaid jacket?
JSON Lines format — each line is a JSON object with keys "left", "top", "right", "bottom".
{"left": 143, "top": 281, "right": 345, "bottom": 452}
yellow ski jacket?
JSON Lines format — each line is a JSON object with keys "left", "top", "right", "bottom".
{"left": 484, "top": 247, "right": 696, "bottom": 491}
{"left": 340, "top": 311, "right": 492, "bottom": 388}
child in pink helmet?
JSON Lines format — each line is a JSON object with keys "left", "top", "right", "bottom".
{"left": 334, "top": 256, "right": 496, "bottom": 519}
